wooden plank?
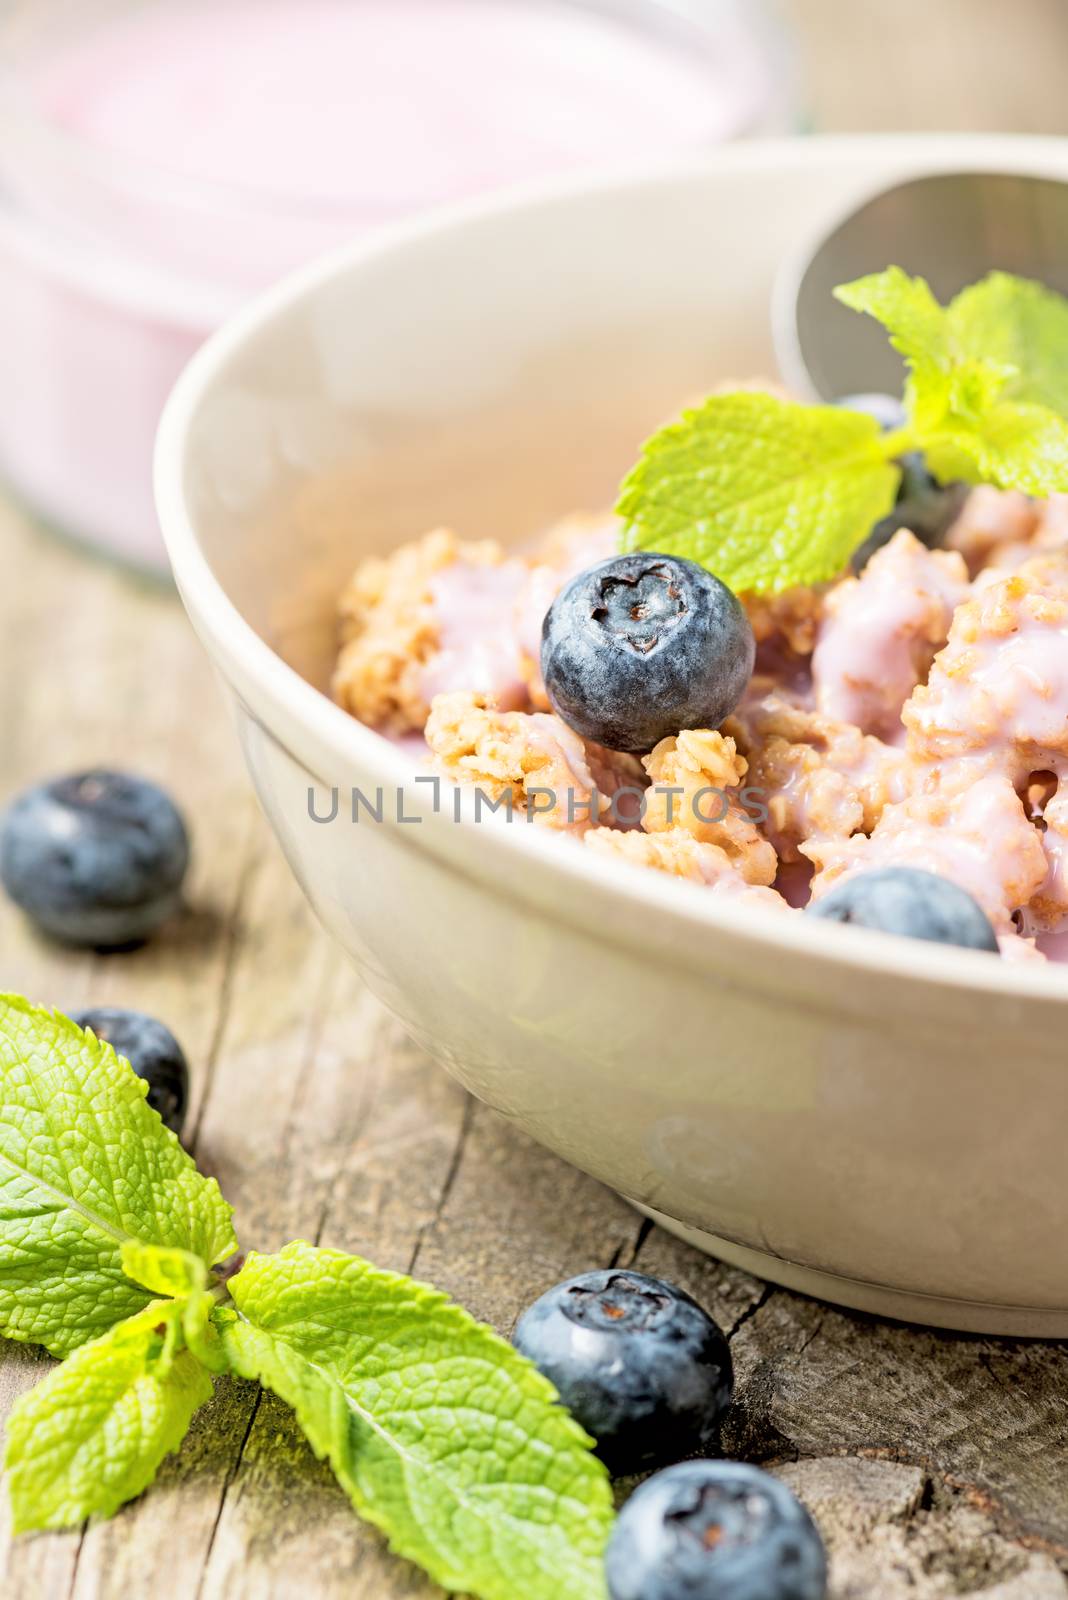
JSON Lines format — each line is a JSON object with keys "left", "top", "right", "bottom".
{"left": 0, "top": 507, "right": 257, "bottom": 1600}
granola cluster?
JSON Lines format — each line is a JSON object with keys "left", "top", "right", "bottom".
{"left": 424, "top": 690, "right": 644, "bottom": 835}
{"left": 333, "top": 488, "right": 1068, "bottom": 960}
{"left": 333, "top": 518, "right": 615, "bottom": 731}
{"left": 332, "top": 528, "right": 516, "bottom": 734}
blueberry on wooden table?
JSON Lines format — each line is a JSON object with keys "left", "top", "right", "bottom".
{"left": 513, "top": 1270, "right": 733, "bottom": 1476}
{"left": 0, "top": 770, "right": 189, "bottom": 948}
{"left": 806, "top": 866, "right": 1000, "bottom": 953}
{"left": 540, "top": 554, "right": 754, "bottom": 752}
{"left": 605, "top": 1460, "right": 827, "bottom": 1600}
{"left": 69, "top": 1007, "right": 190, "bottom": 1138}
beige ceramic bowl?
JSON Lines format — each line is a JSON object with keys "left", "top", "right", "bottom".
{"left": 157, "top": 136, "right": 1068, "bottom": 1337}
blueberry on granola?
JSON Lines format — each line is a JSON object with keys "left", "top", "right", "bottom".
{"left": 806, "top": 866, "right": 999, "bottom": 952}
{"left": 514, "top": 1269, "right": 733, "bottom": 1475}
{"left": 0, "top": 770, "right": 189, "bottom": 948}
{"left": 838, "top": 394, "right": 965, "bottom": 570}
{"left": 605, "top": 1460, "right": 827, "bottom": 1600}
{"left": 852, "top": 464, "right": 967, "bottom": 572}
{"left": 541, "top": 554, "right": 754, "bottom": 752}
{"left": 68, "top": 1006, "right": 190, "bottom": 1136}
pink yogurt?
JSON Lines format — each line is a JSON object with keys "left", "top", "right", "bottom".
{"left": 0, "top": 0, "right": 794, "bottom": 569}
{"left": 421, "top": 559, "right": 530, "bottom": 712}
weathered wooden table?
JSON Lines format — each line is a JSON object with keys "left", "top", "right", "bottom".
{"left": 2, "top": 4, "right": 1068, "bottom": 1594}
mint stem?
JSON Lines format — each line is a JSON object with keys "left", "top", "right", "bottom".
{"left": 879, "top": 425, "right": 922, "bottom": 459}
{"left": 211, "top": 1252, "right": 246, "bottom": 1286}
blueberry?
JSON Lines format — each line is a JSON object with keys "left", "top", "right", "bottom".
{"left": 836, "top": 391, "right": 906, "bottom": 432}
{"left": 513, "top": 1270, "right": 732, "bottom": 1475}
{"left": 852, "top": 463, "right": 968, "bottom": 572}
{"left": 541, "top": 554, "right": 754, "bottom": 752}
{"left": 806, "top": 866, "right": 999, "bottom": 953}
{"left": 68, "top": 1007, "right": 189, "bottom": 1136}
{"left": 837, "top": 394, "right": 966, "bottom": 570}
{"left": 0, "top": 771, "right": 189, "bottom": 948}
{"left": 605, "top": 1460, "right": 827, "bottom": 1600}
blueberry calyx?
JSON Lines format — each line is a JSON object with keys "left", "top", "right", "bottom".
{"left": 589, "top": 563, "right": 689, "bottom": 655}
{"left": 560, "top": 1272, "right": 676, "bottom": 1334}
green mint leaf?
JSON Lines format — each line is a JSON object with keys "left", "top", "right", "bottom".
{"left": 618, "top": 269, "right": 1068, "bottom": 597}
{"left": 219, "top": 1242, "right": 613, "bottom": 1600}
{"left": 834, "top": 265, "right": 948, "bottom": 371}
{"left": 3, "top": 1301, "right": 213, "bottom": 1532}
{"left": 834, "top": 267, "right": 962, "bottom": 433}
{"left": 835, "top": 268, "right": 1068, "bottom": 498}
{"left": 925, "top": 399, "right": 1068, "bottom": 497}
{"left": 120, "top": 1241, "right": 228, "bottom": 1371}
{"left": 120, "top": 1243, "right": 207, "bottom": 1299}
{"left": 181, "top": 1287, "right": 228, "bottom": 1373}
{"left": 0, "top": 995, "right": 237, "bottom": 1357}
{"left": 616, "top": 392, "right": 899, "bottom": 593}
{"left": 948, "top": 271, "right": 1068, "bottom": 416}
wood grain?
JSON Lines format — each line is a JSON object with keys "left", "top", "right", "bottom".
{"left": 4, "top": 9, "right": 1068, "bottom": 1596}
{"left": 783, "top": 0, "right": 1068, "bottom": 136}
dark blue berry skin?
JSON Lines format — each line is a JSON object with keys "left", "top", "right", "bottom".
{"left": 513, "top": 1270, "right": 733, "bottom": 1475}
{"left": 853, "top": 462, "right": 967, "bottom": 572}
{"left": 0, "top": 771, "right": 189, "bottom": 948}
{"left": 605, "top": 1461, "right": 827, "bottom": 1600}
{"left": 69, "top": 1007, "right": 189, "bottom": 1137}
{"left": 837, "top": 393, "right": 966, "bottom": 570}
{"left": 541, "top": 554, "right": 754, "bottom": 753}
{"left": 806, "top": 866, "right": 999, "bottom": 953}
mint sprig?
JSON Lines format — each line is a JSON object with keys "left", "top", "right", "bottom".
{"left": 836, "top": 268, "right": 1068, "bottom": 494}
{"left": 5, "top": 1300, "right": 213, "bottom": 1532}
{"left": 944, "top": 271, "right": 1068, "bottom": 416}
{"left": 0, "top": 997, "right": 236, "bottom": 1356}
{"left": 618, "top": 269, "right": 1068, "bottom": 592}
{"left": 0, "top": 995, "right": 613, "bottom": 1599}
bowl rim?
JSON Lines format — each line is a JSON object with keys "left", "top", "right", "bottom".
{"left": 156, "top": 131, "right": 1068, "bottom": 1007}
